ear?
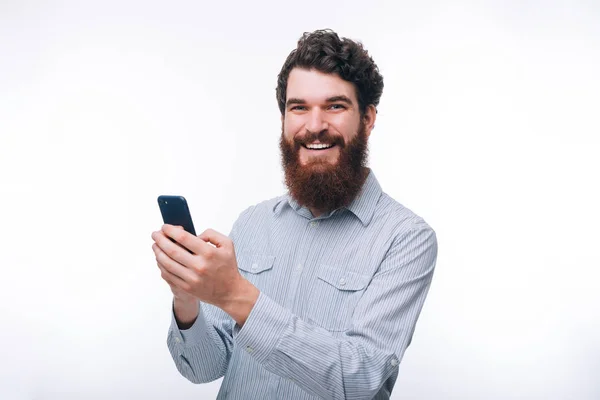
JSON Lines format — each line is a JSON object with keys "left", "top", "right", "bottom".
{"left": 362, "top": 104, "right": 377, "bottom": 139}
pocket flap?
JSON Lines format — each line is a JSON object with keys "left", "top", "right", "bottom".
{"left": 238, "top": 254, "right": 275, "bottom": 274}
{"left": 317, "top": 264, "right": 370, "bottom": 291}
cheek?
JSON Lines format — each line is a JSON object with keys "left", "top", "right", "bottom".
{"left": 332, "top": 119, "right": 358, "bottom": 141}
{"left": 283, "top": 116, "right": 303, "bottom": 138}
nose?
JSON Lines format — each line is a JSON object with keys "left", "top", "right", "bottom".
{"left": 305, "top": 108, "right": 329, "bottom": 135}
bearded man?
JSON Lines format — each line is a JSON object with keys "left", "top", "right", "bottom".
{"left": 151, "top": 29, "right": 438, "bottom": 400}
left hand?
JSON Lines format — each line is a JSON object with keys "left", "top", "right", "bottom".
{"left": 151, "top": 224, "right": 245, "bottom": 309}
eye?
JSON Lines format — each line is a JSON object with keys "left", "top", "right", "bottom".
{"left": 290, "top": 105, "right": 307, "bottom": 111}
{"left": 328, "top": 104, "right": 346, "bottom": 110}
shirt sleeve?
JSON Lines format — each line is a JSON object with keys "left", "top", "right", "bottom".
{"left": 232, "top": 220, "right": 438, "bottom": 400}
{"left": 165, "top": 206, "right": 253, "bottom": 383}
{"left": 167, "top": 300, "right": 235, "bottom": 383}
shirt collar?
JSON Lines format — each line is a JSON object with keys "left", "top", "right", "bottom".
{"left": 272, "top": 169, "right": 382, "bottom": 226}
{"left": 345, "top": 169, "right": 382, "bottom": 226}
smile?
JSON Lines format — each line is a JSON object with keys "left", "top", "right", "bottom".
{"left": 302, "top": 143, "right": 336, "bottom": 150}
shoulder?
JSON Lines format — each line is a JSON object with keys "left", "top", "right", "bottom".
{"left": 374, "top": 193, "right": 438, "bottom": 273}
{"left": 374, "top": 191, "right": 436, "bottom": 240}
{"left": 232, "top": 194, "right": 287, "bottom": 227}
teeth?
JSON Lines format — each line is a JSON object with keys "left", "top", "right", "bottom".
{"left": 306, "top": 143, "right": 334, "bottom": 149}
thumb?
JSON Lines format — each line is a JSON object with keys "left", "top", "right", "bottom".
{"left": 198, "top": 228, "right": 229, "bottom": 248}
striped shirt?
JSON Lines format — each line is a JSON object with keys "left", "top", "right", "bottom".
{"left": 167, "top": 169, "right": 438, "bottom": 399}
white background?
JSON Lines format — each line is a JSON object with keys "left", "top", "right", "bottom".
{"left": 1, "top": 0, "right": 599, "bottom": 399}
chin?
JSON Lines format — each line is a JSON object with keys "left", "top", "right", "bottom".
{"left": 302, "top": 154, "right": 338, "bottom": 165}
{"left": 301, "top": 160, "right": 337, "bottom": 171}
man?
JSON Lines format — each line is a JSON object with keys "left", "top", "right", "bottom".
{"left": 151, "top": 29, "right": 438, "bottom": 399}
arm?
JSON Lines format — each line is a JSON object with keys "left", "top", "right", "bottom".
{"left": 167, "top": 299, "right": 236, "bottom": 383}
{"left": 165, "top": 207, "right": 253, "bottom": 383}
{"left": 232, "top": 221, "right": 438, "bottom": 399}
{"left": 173, "top": 297, "right": 199, "bottom": 329}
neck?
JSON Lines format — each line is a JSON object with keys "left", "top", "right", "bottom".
{"left": 309, "top": 207, "right": 325, "bottom": 218}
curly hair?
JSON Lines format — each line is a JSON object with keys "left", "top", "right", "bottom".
{"left": 276, "top": 29, "right": 384, "bottom": 117}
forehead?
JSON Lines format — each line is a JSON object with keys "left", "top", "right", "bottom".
{"left": 287, "top": 68, "right": 357, "bottom": 103}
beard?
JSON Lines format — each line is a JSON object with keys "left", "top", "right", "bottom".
{"left": 279, "top": 120, "right": 369, "bottom": 214}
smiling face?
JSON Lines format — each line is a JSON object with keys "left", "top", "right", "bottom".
{"left": 280, "top": 68, "right": 377, "bottom": 215}
{"left": 282, "top": 68, "right": 366, "bottom": 167}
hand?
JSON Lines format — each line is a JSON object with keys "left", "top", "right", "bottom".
{"left": 151, "top": 224, "right": 248, "bottom": 310}
{"left": 152, "top": 227, "right": 197, "bottom": 304}
{"left": 167, "top": 275, "right": 197, "bottom": 305}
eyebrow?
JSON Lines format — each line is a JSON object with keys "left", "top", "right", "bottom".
{"left": 326, "top": 95, "right": 353, "bottom": 105}
{"left": 286, "top": 95, "right": 354, "bottom": 107}
{"left": 286, "top": 98, "right": 306, "bottom": 107}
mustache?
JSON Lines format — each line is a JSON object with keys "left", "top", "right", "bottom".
{"left": 293, "top": 131, "right": 346, "bottom": 148}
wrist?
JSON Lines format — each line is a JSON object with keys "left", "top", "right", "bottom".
{"left": 174, "top": 294, "right": 197, "bottom": 307}
{"left": 220, "top": 277, "right": 260, "bottom": 327}
{"left": 173, "top": 297, "right": 199, "bottom": 329}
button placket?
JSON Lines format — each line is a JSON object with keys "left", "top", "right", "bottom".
{"left": 287, "top": 220, "right": 319, "bottom": 311}
{"left": 285, "top": 262, "right": 304, "bottom": 310}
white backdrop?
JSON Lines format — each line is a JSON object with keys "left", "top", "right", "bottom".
{"left": 1, "top": 1, "right": 599, "bottom": 399}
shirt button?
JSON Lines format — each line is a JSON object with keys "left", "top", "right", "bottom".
{"left": 175, "top": 337, "right": 181, "bottom": 344}
{"left": 310, "top": 221, "right": 319, "bottom": 227}
{"left": 246, "top": 346, "right": 254, "bottom": 353}
{"left": 251, "top": 263, "right": 259, "bottom": 271}
{"left": 390, "top": 358, "right": 399, "bottom": 367}
{"left": 339, "top": 278, "right": 346, "bottom": 286}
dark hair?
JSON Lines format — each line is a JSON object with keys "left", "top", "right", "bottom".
{"left": 276, "top": 29, "right": 384, "bottom": 116}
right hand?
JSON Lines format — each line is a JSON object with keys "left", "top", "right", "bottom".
{"left": 153, "top": 242, "right": 197, "bottom": 305}
{"left": 169, "top": 281, "right": 197, "bottom": 304}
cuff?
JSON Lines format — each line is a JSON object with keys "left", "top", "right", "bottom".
{"left": 232, "top": 292, "right": 291, "bottom": 365}
{"left": 169, "top": 300, "right": 209, "bottom": 346}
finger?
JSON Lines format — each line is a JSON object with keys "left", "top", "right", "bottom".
{"left": 152, "top": 239, "right": 198, "bottom": 284}
{"left": 156, "top": 260, "right": 190, "bottom": 292}
{"left": 161, "top": 224, "right": 211, "bottom": 255}
{"left": 152, "top": 229, "right": 198, "bottom": 268}
{"left": 153, "top": 229, "right": 191, "bottom": 255}
{"left": 157, "top": 260, "right": 192, "bottom": 293}
{"left": 199, "top": 228, "right": 230, "bottom": 249}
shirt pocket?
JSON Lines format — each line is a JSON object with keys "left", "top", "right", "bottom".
{"left": 237, "top": 253, "right": 275, "bottom": 287}
{"left": 305, "top": 264, "right": 371, "bottom": 332}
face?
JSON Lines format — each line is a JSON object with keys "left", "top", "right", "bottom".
{"left": 280, "top": 68, "right": 376, "bottom": 214}
{"left": 282, "top": 68, "right": 365, "bottom": 167}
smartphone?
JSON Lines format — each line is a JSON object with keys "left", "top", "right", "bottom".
{"left": 157, "top": 195, "right": 197, "bottom": 236}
